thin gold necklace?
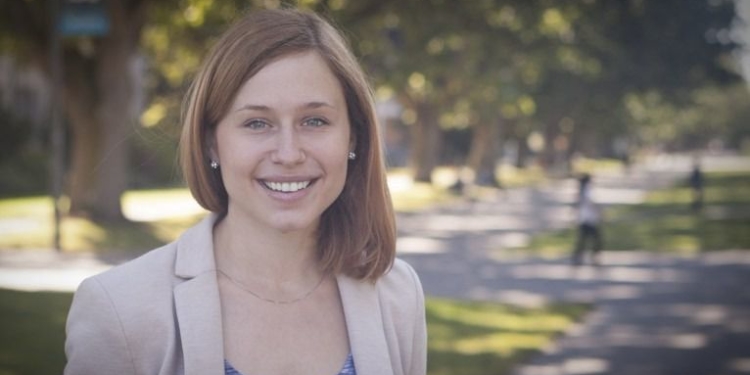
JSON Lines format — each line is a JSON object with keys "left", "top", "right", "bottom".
{"left": 217, "top": 269, "right": 327, "bottom": 305}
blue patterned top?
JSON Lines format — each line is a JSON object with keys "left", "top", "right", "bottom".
{"left": 224, "top": 353, "right": 356, "bottom": 375}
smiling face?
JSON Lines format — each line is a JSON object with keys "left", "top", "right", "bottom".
{"left": 212, "top": 51, "right": 353, "bottom": 234}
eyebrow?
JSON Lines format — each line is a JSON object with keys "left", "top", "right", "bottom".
{"left": 235, "top": 101, "right": 336, "bottom": 113}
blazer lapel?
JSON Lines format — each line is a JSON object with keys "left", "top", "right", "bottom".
{"left": 337, "top": 275, "right": 393, "bottom": 375}
{"left": 173, "top": 215, "right": 225, "bottom": 375}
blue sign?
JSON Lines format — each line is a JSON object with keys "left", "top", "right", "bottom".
{"left": 59, "top": 0, "right": 109, "bottom": 36}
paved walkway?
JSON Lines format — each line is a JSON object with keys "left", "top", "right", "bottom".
{"left": 1, "top": 153, "right": 749, "bottom": 375}
{"left": 395, "top": 153, "right": 750, "bottom": 375}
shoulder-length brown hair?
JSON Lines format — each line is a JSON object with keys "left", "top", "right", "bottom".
{"left": 180, "top": 8, "right": 395, "bottom": 281}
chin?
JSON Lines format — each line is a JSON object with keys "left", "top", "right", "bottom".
{"left": 268, "top": 218, "right": 316, "bottom": 234}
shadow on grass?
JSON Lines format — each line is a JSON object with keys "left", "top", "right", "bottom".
{"left": 425, "top": 299, "right": 590, "bottom": 375}
{"left": 63, "top": 213, "right": 206, "bottom": 256}
{"left": 0, "top": 191, "right": 206, "bottom": 256}
{"left": 70, "top": 218, "right": 167, "bottom": 254}
{"left": 0, "top": 289, "right": 72, "bottom": 375}
{"left": 0, "top": 206, "right": 204, "bottom": 262}
{"left": 76, "top": 214, "right": 206, "bottom": 265}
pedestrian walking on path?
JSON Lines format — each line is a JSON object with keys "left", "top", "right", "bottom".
{"left": 572, "top": 173, "right": 604, "bottom": 266}
{"left": 690, "top": 156, "right": 705, "bottom": 211}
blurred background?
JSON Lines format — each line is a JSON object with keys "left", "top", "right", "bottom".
{"left": 1, "top": 0, "right": 750, "bottom": 374}
{"left": 1, "top": 0, "right": 748, "bottom": 220}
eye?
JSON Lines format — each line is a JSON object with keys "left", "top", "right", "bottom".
{"left": 243, "top": 119, "right": 269, "bottom": 130}
{"left": 303, "top": 117, "right": 329, "bottom": 127}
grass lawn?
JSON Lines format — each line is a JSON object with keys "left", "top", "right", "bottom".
{"left": 426, "top": 299, "right": 589, "bottom": 375}
{"left": 0, "top": 288, "right": 588, "bottom": 375}
{"left": 0, "top": 165, "right": 558, "bottom": 253}
{"left": 0, "top": 289, "right": 71, "bottom": 375}
{"left": 526, "top": 170, "right": 750, "bottom": 255}
{"left": 0, "top": 189, "right": 206, "bottom": 254}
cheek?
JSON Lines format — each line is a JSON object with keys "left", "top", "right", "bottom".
{"left": 320, "top": 148, "right": 349, "bottom": 183}
{"left": 216, "top": 138, "right": 259, "bottom": 174}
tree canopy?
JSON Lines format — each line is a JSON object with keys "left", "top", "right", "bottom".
{"left": 0, "top": 0, "right": 744, "bottom": 215}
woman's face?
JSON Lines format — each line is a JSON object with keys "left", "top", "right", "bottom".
{"left": 212, "top": 51, "right": 353, "bottom": 234}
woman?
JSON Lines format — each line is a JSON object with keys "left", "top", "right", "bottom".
{"left": 64, "top": 8, "right": 426, "bottom": 375}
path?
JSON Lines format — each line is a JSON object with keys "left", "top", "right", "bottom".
{"left": 395, "top": 153, "right": 750, "bottom": 375}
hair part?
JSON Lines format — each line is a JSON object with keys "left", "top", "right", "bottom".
{"left": 179, "top": 8, "right": 395, "bottom": 281}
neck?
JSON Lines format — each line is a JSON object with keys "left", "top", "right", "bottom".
{"left": 213, "top": 210, "right": 321, "bottom": 286}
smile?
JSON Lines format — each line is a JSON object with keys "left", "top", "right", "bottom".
{"left": 262, "top": 180, "right": 312, "bottom": 193}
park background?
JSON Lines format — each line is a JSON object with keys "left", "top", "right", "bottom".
{"left": 1, "top": 0, "right": 750, "bottom": 374}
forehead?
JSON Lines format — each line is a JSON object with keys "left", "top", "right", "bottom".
{"left": 229, "top": 51, "right": 345, "bottom": 110}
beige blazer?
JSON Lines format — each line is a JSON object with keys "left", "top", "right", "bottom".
{"left": 64, "top": 215, "right": 426, "bottom": 375}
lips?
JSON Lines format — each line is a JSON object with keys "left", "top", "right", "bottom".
{"left": 261, "top": 180, "right": 313, "bottom": 193}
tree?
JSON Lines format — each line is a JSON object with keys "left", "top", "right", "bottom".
{"left": 531, "top": 0, "right": 741, "bottom": 161}
{"left": 2, "top": 0, "right": 741, "bottom": 221}
{"left": 1, "top": 0, "right": 149, "bottom": 221}
{"left": 346, "top": 0, "right": 550, "bottom": 183}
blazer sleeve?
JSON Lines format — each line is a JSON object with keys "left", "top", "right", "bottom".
{"left": 65, "top": 277, "right": 137, "bottom": 375}
{"left": 405, "top": 262, "right": 427, "bottom": 375}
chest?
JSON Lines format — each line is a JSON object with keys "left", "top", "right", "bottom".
{"left": 219, "top": 277, "right": 350, "bottom": 375}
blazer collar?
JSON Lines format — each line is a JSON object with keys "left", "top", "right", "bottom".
{"left": 173, "top": 213, "right": 225, "bottom": 375}
{"left": 175, "top": 213, "right": 218, "bottom": 278}
{"left": 337, "top": 275, "right": 393, "bottom": 375}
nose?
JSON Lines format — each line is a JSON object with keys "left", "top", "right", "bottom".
{"left": 271, "top": 127, "right": 305, "bottom": 165}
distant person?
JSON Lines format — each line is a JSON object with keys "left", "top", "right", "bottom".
{"left": 620, "top": 152, "right": 631, "bottom": 174}
{"left": 689, "top": 159, "right": 704, "bottom": 211}
{"left": 613, "top": 136, "right": 631, "bottom": 174}
{"left": 572, "top": 173, "right": 603, "bottom": 266}
{"left": 64, "top": 8, "right": 426, "bottom": 375}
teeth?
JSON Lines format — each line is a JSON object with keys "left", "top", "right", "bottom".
{"left": 264, "top": 180, "right": 311, "bottom": 192}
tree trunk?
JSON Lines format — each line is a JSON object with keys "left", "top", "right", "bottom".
{"left": 541, "top": 119, "right": 557, "bottom": 171}
{"left": 65, "top": 61, "right": 101, "bottom": 214}
{"left": 65, "top": 0, "right": 146, "bottom": 221}
{"left": 515, "top": 132, "right": 530, "bottom": 169}
{"left": 91, "top": 20, "right": 135, "bottom": 220}
{"left": 410, "top": 102, "right": 442, "bottom": 183}
{"left": 467, "top": 117, "right": 502, "bottom": 187}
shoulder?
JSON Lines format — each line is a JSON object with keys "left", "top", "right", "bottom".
{"left": 70, "top": 242, "right": 180, "bottom": 327}
{"left": 70, "top": 243, "right": 180, "bottom": 331}
{"left": 65, "top": 214, "right": 218, "bottom": 374}
{"left": 65, "top": 244, "right": 182, "bottom": 374}
{"left": 339, "top": 258, "right": 423, "bottom": 314}
{"left": 92, "top": 243, "right": 179, "bottom": 297}
{"left": 377, "top": 258, "right": 422, "bottom": 298}
{"left": 375, "top": 258, "right": 425, "bottom": 322}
